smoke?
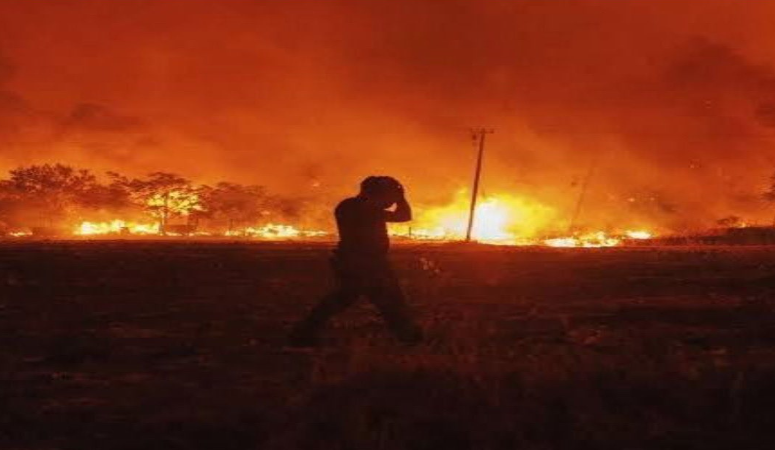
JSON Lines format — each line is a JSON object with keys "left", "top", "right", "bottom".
{"left": 0, "top": 52, "right": 34, "bottom": 146}
{"left": 1, "top": 0, "right": 775, "bottom": 230}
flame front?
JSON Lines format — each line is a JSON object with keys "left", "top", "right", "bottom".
{"left": 76, "top": 220, "right": 160, "bottom": 236}
{"left": 74, "top": 220, "right": 327, "bottom": 240}
{"left": 391, "top": 190, "right": 656, "bottom": 247}
{"left": 37, "top": 189, "right": 656, "bottom": 247}
{"left": 543, "top": 232, "right": 621, "bottom": 248}
{"left": 625, "top": 230, "right": 652, "bottom": 240}
{"left": 392, "top": 190, "right": 557, "bottom": 244}
{"left": 237, "top": 224, "right": 327, "bottom": 239}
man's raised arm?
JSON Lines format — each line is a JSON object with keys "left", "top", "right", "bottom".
{"left": 385, "top": 190, "right": 412, "bottom": 223}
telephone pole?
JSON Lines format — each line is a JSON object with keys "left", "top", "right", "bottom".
{"left": 465, "top": 127, "right": 494, "bottom": 242}
{"left": 568, "top": 158, "right": 598, "bottom": 234}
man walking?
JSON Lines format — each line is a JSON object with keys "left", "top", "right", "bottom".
{"left": 289, "top": 176, "right": 423, "bottom": 347}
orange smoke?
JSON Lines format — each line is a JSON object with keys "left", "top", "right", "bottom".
{"left": 1, "top": 1, "right": 775, "bottom": 232}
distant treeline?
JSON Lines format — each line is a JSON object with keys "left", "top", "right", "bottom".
{"left": 0, "top": 163, "right": 309, "bottom": 235}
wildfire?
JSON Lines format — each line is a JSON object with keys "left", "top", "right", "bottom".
{"left": 625, "top": 230, "right": 652, "bottom": 240}
{"left": 543, "top": 229, "right": 653, "bottom": 248}
{"left": 75, "top": 220, "right": 160, "bottom": 236}
{"left": 73, "top": 220, "right": 327, "bottom": 240}
{"left": 392, "top": 190, "right": 556, "bottom": 244}
{"left": 30, "top": 189, "right": 656, "bottom": 247}
{"left": 543, "top": 232, "right": 621, "bottom": 248}
{"left": 238, "top": 224, "right": 327, "bottom": 239}
{"left": 391, "top": 190, "right": 656, "bottom": 247}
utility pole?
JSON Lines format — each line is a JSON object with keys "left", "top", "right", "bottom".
{"left": 568, "top": 158, "right": 598, "bottom": 234}
{"left": 465, "top": 127, "right": 494, "bottom": 242}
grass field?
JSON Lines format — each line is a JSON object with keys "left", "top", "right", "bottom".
{"left": 2, "top": 241, "right": 775, "bottom": 449}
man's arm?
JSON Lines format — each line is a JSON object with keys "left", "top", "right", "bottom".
{"left": 384, "top": 190, "right": 412, "bottom": 223}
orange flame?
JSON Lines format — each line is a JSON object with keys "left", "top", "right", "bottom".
{"left": 392, "top": 190, "right": 556, "bottom": 244}
{"left": 65, "top": 190, "right": 654, "bottom": 247}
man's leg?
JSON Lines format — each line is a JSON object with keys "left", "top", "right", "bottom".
{"left": 366, "top": 270, "right": 423, "bottom": 344}
{"left": 288, "top": 287, "right": 359, "bottom": 346}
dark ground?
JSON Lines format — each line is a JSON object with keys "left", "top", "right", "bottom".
{"left": 2, "top": 241, "right": 775, "bottom": 449}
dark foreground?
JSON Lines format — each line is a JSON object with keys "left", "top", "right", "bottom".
{"left": 2, "top": 241, "right": 775, "bottom": 449}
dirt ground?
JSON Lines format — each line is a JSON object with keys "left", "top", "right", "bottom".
{"left": 2, "top": 241, "right": 775, "bottom": 449}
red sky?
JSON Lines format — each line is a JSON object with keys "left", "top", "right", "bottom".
{"left": 2, "top": 0, "right": 775, "bottom": 229}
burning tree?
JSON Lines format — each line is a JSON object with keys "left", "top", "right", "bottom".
{"left": 0, "top": 164, "right": 105, "bottom": 231}
{"left": 199, "top": 182, "right": 272, "bottom": 235}
{"left": 110, "top": 172, "right": 202, "bottom": 235}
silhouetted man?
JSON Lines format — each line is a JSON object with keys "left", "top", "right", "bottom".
{"left": 289, "top": 176, "right": 423, "bottom": 347}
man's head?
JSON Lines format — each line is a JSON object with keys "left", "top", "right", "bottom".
{"left": 360, "top": 176, "right": 403, "bottom": 207}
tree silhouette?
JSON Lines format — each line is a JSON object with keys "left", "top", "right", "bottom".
{"left": 110, "top": 172, "right": 201, "bottom": 235}
{"left": 200, "top": 182, "right": 271, "bottom": 235}
{"left": 0, "top": 164, "right": 100, "bottom": 228}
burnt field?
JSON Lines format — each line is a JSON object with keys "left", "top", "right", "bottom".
{"left": 2, "top": 241, "right": 775, "bottom": 449}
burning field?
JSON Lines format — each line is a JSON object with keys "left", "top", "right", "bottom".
{"left": 0, "top": 162, "right": 662, "bottom": 248}
{"left": 3, "top": 241, "right": 775, "bottom": 449}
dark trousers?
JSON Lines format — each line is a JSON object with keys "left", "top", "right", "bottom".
{"left": 291, "top": 255, "right": 422, "bottom": 344}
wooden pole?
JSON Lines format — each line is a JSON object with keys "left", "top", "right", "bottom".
{"left": 465, "top": 128, "right": 493, "bottom": 242}
{"left": 568, "top": 159, "right": 597, "bottom": 234}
